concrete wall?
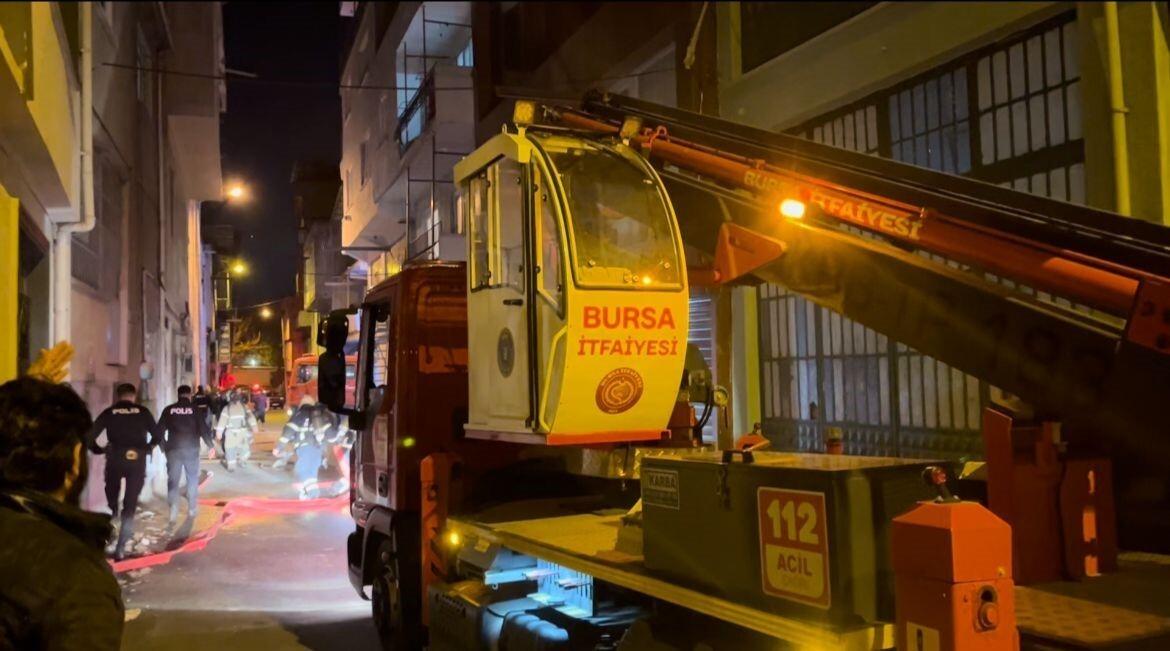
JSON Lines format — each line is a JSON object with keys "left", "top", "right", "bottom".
{"left": 1, "top": 4, "right": 80, "bottom": 379}
{"left": 1077, "top": 1, "right": 1170, "bottom": 223}
{"left": 718, "top": 2, "right": 1065, "bottom": 131}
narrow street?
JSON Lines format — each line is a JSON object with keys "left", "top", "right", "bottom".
{"left": 118, "top": 415, "right": 377, "bottom": 650}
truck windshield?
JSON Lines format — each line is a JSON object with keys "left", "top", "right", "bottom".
{"left": 297, "top": 364, "right": 317, "bottom": 383}
{"left": 544, "top": 141, "right": 680, "bottom": 289}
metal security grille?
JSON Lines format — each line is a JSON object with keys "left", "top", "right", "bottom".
{"left": 688, "top": 291, "right": 719, "bottom": 443}
{"left": 758, "top": 11, "right": 1082, "bottom": 459}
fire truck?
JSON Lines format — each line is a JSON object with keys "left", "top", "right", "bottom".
{"left": 285, "top": 353, "right": 357, "bottom": 410}
{"left": 316, "top": 92, "right": 1170, "bottom": 650}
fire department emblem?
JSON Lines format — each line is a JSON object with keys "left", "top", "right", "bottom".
{"left": 497, "top": 328, "right": 515, "bottom": 378}
{"left": 595, "top": 367, "right": 644, "bottom": 414}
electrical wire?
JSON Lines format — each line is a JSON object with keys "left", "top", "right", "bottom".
{"left": 99, "top": 62, "right": 677, "bottom": 93}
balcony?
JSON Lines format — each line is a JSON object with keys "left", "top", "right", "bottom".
{"left": 394, "top": 64, "right": 474, "bottom": 154}
{"left": 396, "top": 71, "right": 434, "bottom": 153}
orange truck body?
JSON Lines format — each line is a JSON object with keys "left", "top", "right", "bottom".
{"left": 286, "top": 354, "right": 357, "bottom": 409}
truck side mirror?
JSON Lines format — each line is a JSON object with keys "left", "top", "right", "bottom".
{"left": 318, "top": 312, "right": 349, "bottom": 412}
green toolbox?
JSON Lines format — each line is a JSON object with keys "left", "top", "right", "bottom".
{"left": 640, "top": 450, "right": 938, "bottom": 628}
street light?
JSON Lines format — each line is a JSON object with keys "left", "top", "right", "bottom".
{"left": 225, "top": 181, "right": 250, "bottom": 203}
{"left": 231, "top": 260, "right": 248, "bottom": 276}
{"left": 259, "top": 306, "right": 273, "bottom": 319}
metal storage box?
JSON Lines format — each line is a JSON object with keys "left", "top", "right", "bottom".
{"left": 641, "top": 451, "right": 937, "bottom": 627}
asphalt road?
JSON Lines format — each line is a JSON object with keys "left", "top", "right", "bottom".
{"left": 119, "top": 416, "right": 378, "bottom": 650}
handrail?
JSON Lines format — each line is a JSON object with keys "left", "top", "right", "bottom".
{"left": 396, "top": 71, "right": 436, "bottom": 151}
{"left": 537, "top": 326, "right": 568, "bottom": 433}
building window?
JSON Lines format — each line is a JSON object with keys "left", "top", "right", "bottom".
{"left": 974, "top": 20, "right": 1084, "bottom": 202}
{"left": 889, "top": 68, "right": 972, "bottom": 174}
{"left": 793, "top": 13, "right": 1082, "bottom": 197}
{"left": 456, "top": 39, "right": 474, "bottom": 67}
{"left": 809, "top": 104, "right": 880, "bottom": 155}
{"left": 73, "top": 159, "right": 123, "bottom": 296}
{"left": 396, "top": 71, "right": 421, "bottom": 115}
{"left": 761, "top": 12, "right": 1083, "bottom": 458}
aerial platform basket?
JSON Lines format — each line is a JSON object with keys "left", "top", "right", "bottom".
{"left": 453, "top": 119, "right": 688, "bottom": 446}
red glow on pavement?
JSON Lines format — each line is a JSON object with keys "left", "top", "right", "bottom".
{"left": 110, "top": 485, "right": 347, "bottom": 573}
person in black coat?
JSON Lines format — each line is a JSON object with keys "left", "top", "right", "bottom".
{"left": 0, "top": 377, "right": 124, "bottom": 650}
{"left": 192, "top": 385, "right": 212, "bottom": 427}
{"left": 154, "top": 385, "right": 216, "bottom": 524}
{"left": 87, "top": 382, "right": 157, "bottom": 559}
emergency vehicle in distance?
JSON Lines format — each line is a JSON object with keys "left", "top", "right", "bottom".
{"left": 285, "top": 353, "right": 356, "bottom": 413}
{"left": 316, "top": 93, "right": 1170, "bottom": 650}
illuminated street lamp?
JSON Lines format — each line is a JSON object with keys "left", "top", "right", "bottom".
{"left": 225, "top": 181, "right": 250, "bottom": 203}
{"left": 213, "top": 259, "right": 248, "bottom": 312}
{"left": 259, "top": 306, "right": 273, "bottom": 319}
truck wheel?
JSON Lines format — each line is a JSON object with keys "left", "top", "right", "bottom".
{"left": 370, "top": 520, "right": 422, "bottom": 650}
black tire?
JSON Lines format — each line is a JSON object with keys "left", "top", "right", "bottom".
{"left": 370, "top": 516, "right": 422, "bottom": 650}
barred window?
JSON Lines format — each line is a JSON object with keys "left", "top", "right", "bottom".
{"left": 889, "top": 68, "right": 972, "bottom": 174}
{"left": 760, "top": 12, "right": 1082, "bottom": 459}
{"left": 73, "top": 158, "right": 123, "bottom": 298}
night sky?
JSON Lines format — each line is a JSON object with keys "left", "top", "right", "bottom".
{"left": 211, "top": 2, "right": 343, "bottom": 307}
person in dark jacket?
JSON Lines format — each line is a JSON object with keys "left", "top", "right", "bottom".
{"left": 252, "top": 386, "right": 268, "bottom": 424}
{"left": 275, "top": 397, "right": 335, "bottom": 499}
{"left": 88, "top": 382, "right": 157, "bottom": 559}
{"left": 154, "top": 385, "right": 215, "bottom": 524}
{"left": 192, "top": 385, "right": 217, "bottom": 460}
{"left": 0, "top": 377, "right": 124, "bottom": 650}
{"left": 192, "top": 385, "right": 212, "bottom": 426}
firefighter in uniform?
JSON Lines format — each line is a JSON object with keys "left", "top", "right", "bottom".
{"left": 214, "top": 388, "right": 257, "bottom": 472}
{"left": 88, "top": 382, "right": 157, "bottom": 560}
{"left": 323, "top": 413, "right": 353, "bottom": 497}
{"left": 275, "top": 396, "right": 334, "bottom": 499}
{"left": 154, "top": 385, "right": 216, "bottom": 523}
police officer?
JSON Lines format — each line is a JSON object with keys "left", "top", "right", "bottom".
{"left": 192, "top": 385, "right": 217, "bottom": 461}
{"left": 88, "top": 382, "right": 157, "bottom": 560}
{"left": 154, "top": 385, "right": 216, "bottom": 524}
{"left": 192, "top": 385, "right": 212, "bottom": 426}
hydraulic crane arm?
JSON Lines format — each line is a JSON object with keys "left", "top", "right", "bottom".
{"left": 528, "top": 91, "right": 1170, "bottom": 471}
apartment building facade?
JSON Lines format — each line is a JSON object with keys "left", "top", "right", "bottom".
{"left": 288, "top": 160, "right": 360, "bottom": 360}
{"left": 715, "top": 2, "right": 1170, "bottom": 458}
{"left": 340, "top": 2, "right": 476, "bottom": 290}
{"left": 1, "top": 2, "right": 225, "bottom": 506}
{"left": 2, "top": 2, "right": 224, "bottom": 399}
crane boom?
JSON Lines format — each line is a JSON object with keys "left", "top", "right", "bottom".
{"left": 527, "top": 91, "right": 1170, "bottom": 544}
